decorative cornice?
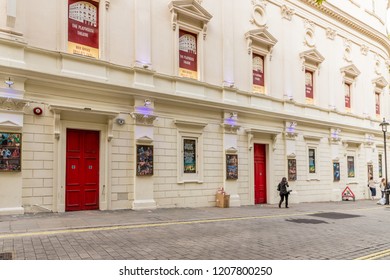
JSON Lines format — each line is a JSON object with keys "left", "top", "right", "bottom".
{"left": 364, "top": 133, "right": 375, "bottom": 146}
{"left": 329, "top": 128, "right": 341, "bottom": 143}
{"left": 221, "top": 123, "right": 241, "bottom": 134}
{"left": 250, "top": 0, "right": 268, "bottom": 27}
{"left": 325, "top": 27, "right": 336, "bottom": 40}
{"left": 340, "top": 64, "right": 360, "bottom": 79}
{"left": 226, "top": 147, "right": 238, "bottom": 154}
{"left": 169, "top": 0, "right": 212, "bottom": 39}
{"left": 136, "top": 136, "right": 154, "bottom": 144}
{"left": 299, "top": 0, "right": 390, "bottom": 55}
{"left": 0, "top": 97, "right": 29, "bottom": 112}
{"left": 281, "top": 5, "right": 295, "bottom": 21}
{"left": 245, "top": 27, "right": 278, "bottom": 55}
{"left": 360, "top": 44, "right": 369, "bottom": 56}
{"left": 372, "top": 76, "right": 388, "bottom": 89}
{"left": 131, "top": 112, "right": 157, "bottom": 126}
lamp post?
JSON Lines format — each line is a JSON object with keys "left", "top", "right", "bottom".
{"left": 380, "top": 118, "right": 389, "bottom": 205}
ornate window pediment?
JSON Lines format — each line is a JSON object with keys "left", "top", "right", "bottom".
{"left": 300, "top": 49, "right": 324, "bottom": 71}
{"left": 341, "top": 64, "right": 360, "bottom": 78}
{"left": 169, "top": 0, "right": 212, "bottom": 38}
{"left": 372, "top": 76, "right": 388, "bottom": 89}
{"left": 245, "top": 28, "right": 278, "bottom": 55}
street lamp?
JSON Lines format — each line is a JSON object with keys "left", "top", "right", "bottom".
{"left": 379, "top": 118, "right": 389, "bottom": 205}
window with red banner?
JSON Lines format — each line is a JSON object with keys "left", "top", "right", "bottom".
{"left": 305, "top": 70, "right": 314, "bottom": 103}
{"left": 68, "top": 0, "right": 99, "bottom": 58}
{"left": 252, "top": 54, "right": 265, "bottom": 94}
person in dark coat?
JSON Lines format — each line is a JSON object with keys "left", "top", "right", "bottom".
{"left": 277, "top": 177, "right": 290, "bottom": 208}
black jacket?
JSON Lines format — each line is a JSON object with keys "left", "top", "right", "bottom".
{"left": 277, "top": 182, "right": 289, "bottom": 195}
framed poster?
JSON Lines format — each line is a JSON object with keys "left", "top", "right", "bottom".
{"left": 288, "top": 159, "right": 297, "bottom": 181}
{"left": 0, "top": 132, "right": 21, "bottom": 172}
{"left": 68, "top": 0, "right": 99, "bottom": 58}
{"left": 136, "top": 145, "right": 153, "bottom": 176}
{"left": 308, "top": 148, "right": 316, "bottom": 173}
{"left": 226, "top": 154, "right": 238, "bottom": 180}
{"left": 183, "top": 138, "right": 196, "bottom": 173}
{"left": 333, "top": 162, "right": 340, "bottom": 181}
{"left": 347, "top": 156, "right": 355, "bottom": 178}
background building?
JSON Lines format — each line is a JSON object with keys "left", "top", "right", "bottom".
{"left": 0, "top": 0, "right": 389, "bottom": 214}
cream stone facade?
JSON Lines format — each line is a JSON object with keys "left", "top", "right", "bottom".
{"left": 0, "top": 0, "right": 390, "bottom": 214}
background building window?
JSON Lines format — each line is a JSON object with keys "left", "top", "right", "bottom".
{"left": 375, "top": 92, "right": 380, "bottom": 116}
{"left": 379, "top": 154, "right": 383, "bottom": 178}
{"left": 344, "top": 83, "right": 351, "bottom": 111}
{"left": 305, "top": 70, "right": 314, "bottom": 104}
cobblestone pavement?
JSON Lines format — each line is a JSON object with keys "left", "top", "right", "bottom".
{"left": 0, "top": 200, "right": 389, "bottom": 260}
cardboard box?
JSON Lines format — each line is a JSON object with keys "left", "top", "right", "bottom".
{"left": 216, "top": 193, "right": 230, "bottom": 208}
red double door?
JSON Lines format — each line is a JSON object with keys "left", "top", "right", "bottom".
{"left": 66, "top": 129, "right": 100, "bottom": 211}
{"left": 254, "top": 144, "right": 267, "bottom": 204}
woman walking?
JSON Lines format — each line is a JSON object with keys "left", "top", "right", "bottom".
{"left": 277, "top": 177, "right": 290, "bottom": 208}
{"left": 368, "top": 176, "right": 377, "bottom": 200}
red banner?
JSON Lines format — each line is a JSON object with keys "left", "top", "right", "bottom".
{"left": 68, "top": 0, "right": 99, "bottom": 58}
{"left": 344, "top": 83, "right": 351, "bottom": 109}
{"left": 305, "top": 70, "right": 313, "bottom": 101}
{"left": 252, "top": 54, "right": 264, "bottom": 93}
{"left": 179, "top": 30, "right": 198, "bottom": 79}
{"left": 376, "top": 93, "right": 380, "bottom": 115}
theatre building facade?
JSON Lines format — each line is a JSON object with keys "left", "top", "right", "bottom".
{"left": 0, "top": 0, "right": 390, "bottom": 214}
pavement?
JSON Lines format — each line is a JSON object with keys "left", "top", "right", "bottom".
{"left": 0, "top": 199, "right": 383, "bottom": 235}
{"left": 0, "top": 199, "right": 389, "bottom": 260}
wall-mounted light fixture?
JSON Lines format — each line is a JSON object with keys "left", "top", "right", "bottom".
{"left": 144, "top": 99, "right": 152, "bottom": 107}
{"left": 286, "top": 121, "right": 297, "bottom": 133}
{"left": 230, "top": 112, "right": 238, "bottom": 119}
{"left": 4, "top": 77, "right": 14, "bottom": 87}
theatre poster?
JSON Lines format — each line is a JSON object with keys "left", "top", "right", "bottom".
{"left": 252, "top": 54, "right": 265, "bottom": 94}
{"left": 179, "top": 29, "right": 198, "bottom": 79}
{"left": 68, "top": 0, "right": 99, "bottom": 58}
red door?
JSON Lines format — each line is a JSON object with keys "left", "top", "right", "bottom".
{"left": 66, "top": 129, "right": 100, "bottom": 211}
{"left": 254, "top": 144, "right": 267, "bottom": 204}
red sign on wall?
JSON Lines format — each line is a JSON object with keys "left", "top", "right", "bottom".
{"left": 344, "top": 83, "right": 351, "bottom": 110}
{"left": 68, "top": 0, "right": 99, "bottom": 58}
{"left": 179, "top": 29, "right": 198, "bottom": 79}
{"left": 252, "top": 54, "right": 265, "bottom": 94}
{"left": 375, "top": 93, "right": 380, "bottom": 115}
{"left": 305, "top": 70, "right": 313, "bottom": 102}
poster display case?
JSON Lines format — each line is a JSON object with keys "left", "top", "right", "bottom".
{"left": 136, "top": 145, "right": 153, "bottom": 176}
{"left": 0, "top": 132, "right": 21, "bottom": 172}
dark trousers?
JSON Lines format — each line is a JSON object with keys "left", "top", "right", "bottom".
{"left": 279, "top": 193, "right": 289, "bottom": 208}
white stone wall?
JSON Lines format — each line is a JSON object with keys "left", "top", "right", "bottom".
{"left": 0, "top": 0, "right": 389, "bottom": 213}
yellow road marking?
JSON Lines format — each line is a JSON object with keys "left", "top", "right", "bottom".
{"left": 355, "top": 249, "right": 390, "bottom": 260}
{"left": 0, "top": 205, "right": 382, "bottom": 240}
